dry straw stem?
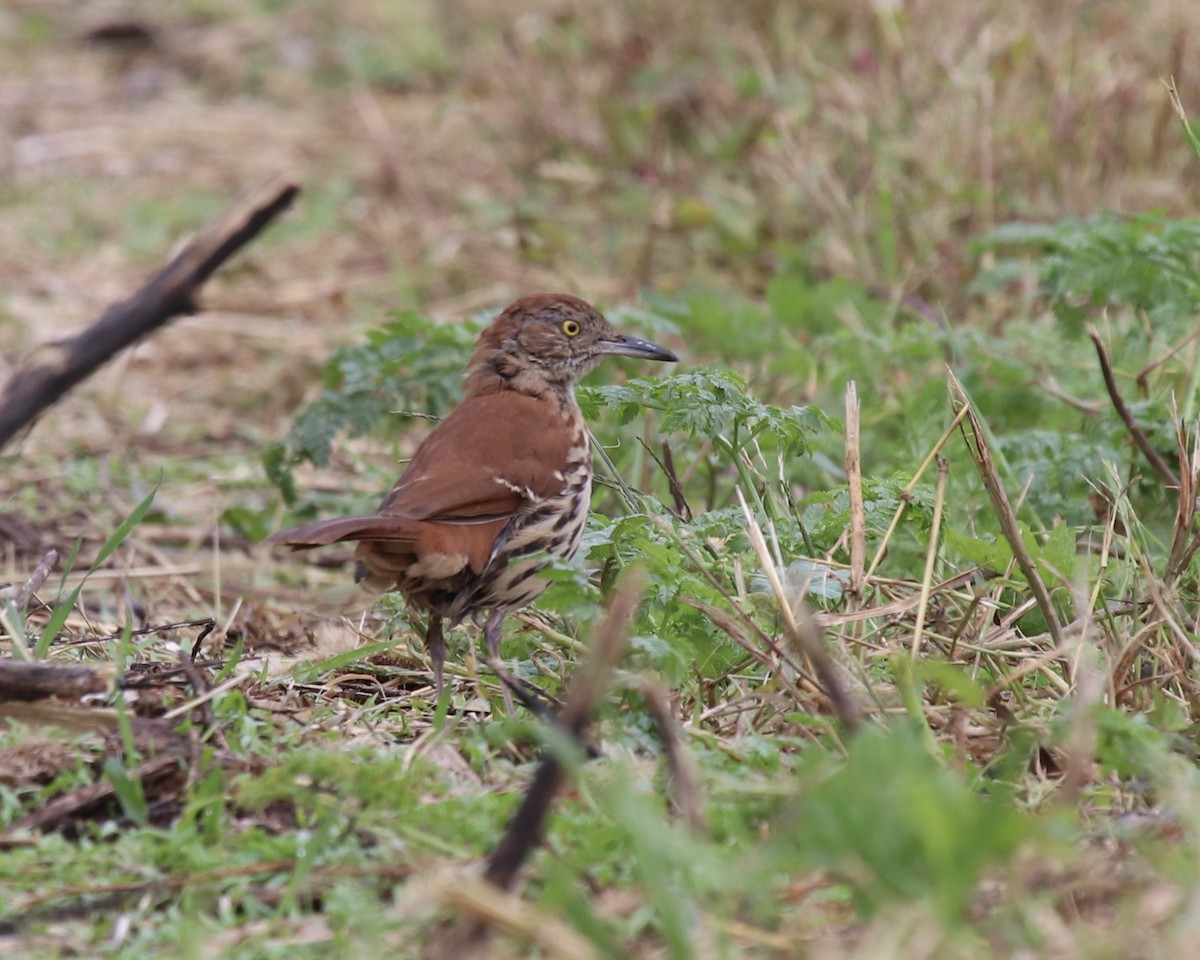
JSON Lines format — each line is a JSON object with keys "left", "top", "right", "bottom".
{"left": 845, "top": 381, "right": 866, "bottom": 599}
{"left": 909, "top": 456, "right": 950, "bottom": 659}
{"left": 863, "top": 401, "right": 972, "bottom": 584}
{"left": 0, "top": 172, "right": 300, "bottom": 450}
{"left": 1164, "top": 414, "right": 1200, "bottom": 586}
{"left": 948, "top": 372, "right": 1065, "bottom": 649}
{"left": 1087, "top": 324, "right": 1179, "bottom": 488}
{"left": 0, "top": 548, "right": 58, "bottom": 611}
{"left": 1165, "top": 73, "right": 1200, "bottom": 159}
{"left": 818, "top": 566, "right": 983, "bottom": 629}
{"left": 736, "top": 488, "right": 859, "bottom": 732}
{"left": 419, "top": 871, "right": 599, "bottom": 960}
{"left": 1056, "top": 572, "right": 1106, "bottom": 804}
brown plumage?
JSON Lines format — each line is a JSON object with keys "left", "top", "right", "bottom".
{"left": 267, "top": 293, "right": 677, "bottom": 693}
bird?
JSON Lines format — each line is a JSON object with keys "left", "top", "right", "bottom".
{"left": 267, "top": 293, "right": 677, "bottom": 696}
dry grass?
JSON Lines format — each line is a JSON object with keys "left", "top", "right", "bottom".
{"left": 3, "top": 0, "right": 1200, "bottom": 956}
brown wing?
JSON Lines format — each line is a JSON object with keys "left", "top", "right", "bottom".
{"left": 267, "top": 390, "right": 576, "bottom": 579}
{"left": 378, "top": 391, "right": 575, "bottom": 522}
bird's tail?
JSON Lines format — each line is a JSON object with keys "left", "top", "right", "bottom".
{"left": 265, "top": 515, "right": 422, "bottom": 549}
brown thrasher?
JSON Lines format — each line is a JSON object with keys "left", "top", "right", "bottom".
{"left": 267, "top": 293, "right": 677, "bottom": 693}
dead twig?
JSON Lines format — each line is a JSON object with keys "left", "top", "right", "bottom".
{"left": 176, "top": 645, "right": 230, "bottom": 755}
{"left": 0, "top": 548, "right": 58, "bottom": 611}
{"left": 1087, "top": 325, "right": 1179, "bottom": 488}
{"left": 634, "top": 679, "right": 706, "bottom": 834}
{"left": 633, "top": 436, "right": 692, "bottom": 521}
{"left": 0, "top": 754, "right": 180, "bottom": 841}
{"left": 2, "top": 859, "right": 413, "bottom": 931}
{"left": 0, "top": 660, "right": 114, "bottom": 702}
{"left": 431, "top": 575, "right": 642, "bottom": 959}
{"left": 0, "top": 173, "right": 300, "bottom": 450}
{"left": 3, "top": 859, "right": 289, "bottom": 923}
{"left": 948, "top": 372, "right": 1065, "bottom": 649}
{"left": 483, "top": 573, "right": 641, "bottom": 890}
{"left": 190, "top": 619, "right": 217, "bottom": 659}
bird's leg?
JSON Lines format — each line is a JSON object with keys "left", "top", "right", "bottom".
{"left": 484, "top": 608, "right": 564, "bottom": 719}
{"left": 483, "top": 612, "right": 597, "bottom": 758}
{"left": 482, "top": 607, "right": 505, "bottom": 663}
{"left": 426, "top": 614, "right": 446, "bottom": 696}
{"left": 483, "top": 608, "right": 517, "bottom": 714}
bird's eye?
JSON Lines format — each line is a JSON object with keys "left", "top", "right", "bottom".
{"left": 562, "top": 319, "right": 581, "bottom": 336}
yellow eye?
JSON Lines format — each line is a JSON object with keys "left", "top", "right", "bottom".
{"left": 562, "top": 319, "right": 581, "bottom": 336}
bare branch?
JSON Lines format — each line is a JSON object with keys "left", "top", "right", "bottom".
{"left": 948, "top": 372, "right": 1064, "bottom": 648}
{"left": 483, "top": 573, "right": 642, "bottom": 892}
{"left": 1087, "top": 325, "right": 1178, "bottom": 488}
{"left": 0, "top": 173, "right": 300, "bottom": 450}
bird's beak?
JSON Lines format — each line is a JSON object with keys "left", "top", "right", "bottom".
{"left": 597, "top": 334, "right": 678, "bottom": 363}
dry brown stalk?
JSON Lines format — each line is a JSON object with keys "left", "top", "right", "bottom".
{"left": 483, "top": 573, "right": 641, "bottom": 890}
{"left": 0, "top": 549, "right": 58, "bottom": 611}
{"left": 635, "top": 678, "right": 707, "bottom": 834}
{"left": 949, "top": 372, "right": 1064, "bottom": 650}
{"left": 845, "top": 382, "right": 866, "bottom": 600}
{"left": 910, "top": 456, "right": 950, "bottom": 658}
{"left": 0, "top": 173, "right": 300, "bottom": 450}
{"left": 1164, "top": 416, "right": 1200, "bottom": 586}
{"left": 1087, "top": 325, "right": 1179, "bottom": 488}
{"left": 737, "top": 488, "right": 859, "bottom": 733}
{"left": 428, "top": 575, "right": 643, "bottom": 959}
{"left": 864, "top": 402, "right": 972, "bottom": 583}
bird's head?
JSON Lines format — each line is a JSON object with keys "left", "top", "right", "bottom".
{"left": 468, "top": 293, "right": 677, "bottom": 395}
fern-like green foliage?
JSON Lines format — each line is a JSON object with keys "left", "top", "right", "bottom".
{"left": 973, "top": 215, "right": 1200, "bottom": 326}
{"left": 579, "top": 368, "right": 837, "bottom": 457}
{"left": 800, "top": 476, "right": 936, "bottom": 550}
{"left": 993, "top": 428, "right": 1124, "bottom": 523}
{"left": 263, "top": 311, "right": 485, "bottom": 503}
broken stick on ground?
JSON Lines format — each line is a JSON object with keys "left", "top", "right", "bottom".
{"left": 0, "top": 173, "right": 300, "bottom": 450}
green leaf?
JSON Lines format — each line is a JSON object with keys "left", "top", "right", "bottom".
{"left": 943, "top": 527, "right": 1011, "bottom": 570}
{"left": 581, "top": 369, "right": 836, "bottom": 456}
{"left": 787, "top": 723, "right": 1034, "bottom": 922}
{"left": 265, "top": 310, "right": 486, "bottom": 497}
{"left": 102, "top": 757, "right": 150, "bottom": 828}
{"left": 973, "top": 215, "right": 1200, "bottom": 325}
{"left": 35, "top": 484, "right": 160, "bottom": 658}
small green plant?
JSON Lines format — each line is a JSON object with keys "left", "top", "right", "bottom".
{"left": 263, "top": 311, "right": 485, "bottom": 504}
{"left": 4, "top": 485, "right": 160, "bottom": 660}
{"left": 782, "top": 723, "right": 1036, "bottom": 923}
{"left": 973, "top": 215, "right": 1200, "bottom": 326}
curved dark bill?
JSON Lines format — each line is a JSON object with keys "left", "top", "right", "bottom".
{"left": 598, "top": 334, "right": 678, "bottom": 363}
